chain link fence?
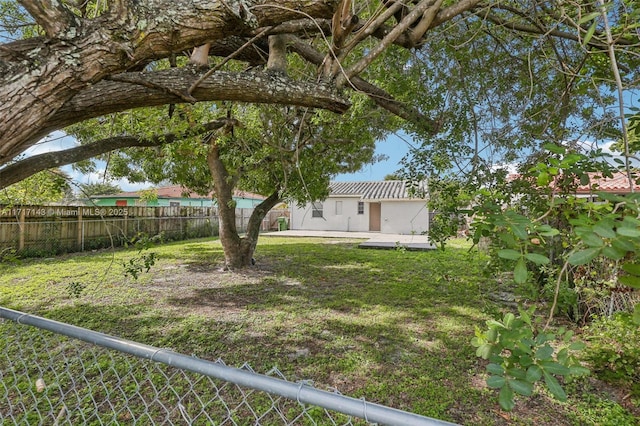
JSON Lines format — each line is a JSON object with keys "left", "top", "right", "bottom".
{"left": 0, "top": 307, "right": 453, "bottom": 426}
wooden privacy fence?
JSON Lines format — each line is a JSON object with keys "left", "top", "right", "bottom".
{"left": 0, "top": 205, "right": 289, "bottom": 257}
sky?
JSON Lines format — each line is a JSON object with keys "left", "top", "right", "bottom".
{"left": 333, "top": 133, "right": 414, "bottom": 182}
{"left": 23, "top": 132, "right": 415, "bottom": 192}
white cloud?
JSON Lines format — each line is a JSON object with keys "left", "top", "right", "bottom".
{"left": 63, "top": 166, "right": 152, "bottom": 192}
{"left": 18, "top": 131, "right": 154, "bottom": 193}
{"left": 23, "top": 131, "right": 78, "bottom": 156}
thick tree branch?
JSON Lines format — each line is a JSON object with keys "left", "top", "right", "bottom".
{"left": 0, "top": 119, "right": 233, "bottom": 190}
{"left": 338, "top": 0, "right": 444, "bottom": 86}
{"left": 12, "top": 68, "right": 349, "bottom": 160}
{"left": 288, "top": 37, "right": 440, "bottom": 134}
{"left": 18, "top": 0, "right": 79, "bottom": 37}
{"left": 0, "top": 0, "right": 340, "bottom": 167}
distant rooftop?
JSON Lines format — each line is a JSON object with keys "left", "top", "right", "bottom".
{"left": 329, "top": 180, "right": 426, "bottom": 200}
{"left": 576, "top": 172, "right": 640, "bottom": 194}
{"left": 508, "top": 172, "right": 640, "bottom": 195}
{"left": 96, "top": 185, "right": 265, "bottom": 200}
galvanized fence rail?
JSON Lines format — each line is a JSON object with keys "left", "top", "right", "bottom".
{"left": 0, "top": 307, "right": 454, "bottom": 426}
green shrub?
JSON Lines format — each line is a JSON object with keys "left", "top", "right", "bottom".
{"left": 583, "top": 313, "right": 640, "bottom": 384}
{"left": 471, "top": 306, "right": 590, "bottom": 411}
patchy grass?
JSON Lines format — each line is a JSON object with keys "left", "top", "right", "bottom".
{"left": 0, "top": 236, "right": 637, "bottom": 425}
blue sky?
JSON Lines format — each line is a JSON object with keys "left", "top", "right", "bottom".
{"left": 333, "top": 133, "right": 413, "bottom": 182}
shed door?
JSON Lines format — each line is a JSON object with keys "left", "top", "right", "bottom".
{"left": 369, "top": 202, "right": 381, "bottom": 231}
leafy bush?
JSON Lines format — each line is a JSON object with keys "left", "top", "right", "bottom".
{"left": 122, "top": 233, "right": 160, "bottom": 280}
{"left": 471, "top": 306, "right": 590, "bottom": 411}
{"left": 583, "top": 313, "right": 640, "bottom": 384}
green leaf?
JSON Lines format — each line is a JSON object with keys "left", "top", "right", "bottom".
{"left": 526, "top": 365, "right": 542, "bottom": 382}
{"left": 514, "top": 258, "right": 528, "bottom": 284}
{"left": 567, "top": 248, "right": 600, "bottom": 265}
{"left": 487, "top": 363, "right": 505, "bottom": 375}
{"left": 507, "top": 368, "right": 527, "bottom": 380}
{"left": 476, "top": 344, "right": 493, "bottom": 359}
{"left": 578, "top": 11, "right": 601, "bottom": 24}
{"left": 518, "top": 306, "right": 532, "bottom": 326}
{"left": 580, "top": 231, "right": 604, "bottom": 248}
{"left": 498, "top": 384, "right": 515, "bottom": 411}
{"left": 498, "top": 232, "right": 517, "bottom": 246}
{"left": 621, "top": 263, "right": 640, "bottom": 276}
{"left": 503, "top": 312, "right": 515, "bottom": 328}
{"left": 540, "top": 361, "right": 571, "bottom": 375}
{"left": 618, "top": 275, "right": 640, "bottom": 289}
{"left": 524, "top": 253, "right": 550, "bottom": 265}
{"left": 508, "top": 379, "right": 533, "bottom": 396}
{"left": 612, "top": 237, "right": 635, "bottom": 252}
{"left": 562, "top": 330, "right": 574, "bottom": 342}
{"left": 557, "top": 348, "right": 569, "bottom": 364}
{"left": 568, "top": 341, "right": 586, "bottom": 351}
{"left": 617, "top": 226, "right": 640, "bottom": 238}
{"left": 579, "top": 173, "right": 590, "bottom": 186}
{"left": 602, "top": 246, "right": 626, "bottom": 260}
{"left": 535, "top": 345, "right": 554, "bottom": 361}
{"left": 595, "top": 192, "right": 625, "bottom": 202}
{"left": 487, "top": 319, "right": 506, "bottom": 329}
{"left": 582, "top": 20, "right": 597, "bottom": 46}
{"left": 569, "top": 366, "right": 590, "bottom": 377}
{"left": 511, "top": 224, "right": 529, "bottom": 240}
{"left": 538, "top": 227, "right": 560, "bottom": 237}
{"left": 622, "top": 216, "right": 640, "bottom": 227}
{"left": 498, "top": 249, "right": 522, "bottom": 260}
{"left": 543, "top": 143, "right": 566, "bottom": 154}
{"left": 633, "top": 304, "right": 640, "bottom": 325}
{"left": 487, "top": 327, "right": 498, "bottom": 342}
{"left": 487, "top": 375, "right": 506, "bottom": 388}
{"left": 593, "top": 221, "right": 616, "bottom": 238}
{"left": 537, "top": 172, "right": 550, "bottom": 186}
{"left": 543, "top": 371, "right": 567, "bottom": 401}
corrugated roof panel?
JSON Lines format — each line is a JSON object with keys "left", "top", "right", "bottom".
{"left": 329, "top": 180, "right": 426, "bottom": 200}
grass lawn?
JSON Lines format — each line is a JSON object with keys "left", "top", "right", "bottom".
{"left": 0, "top": 236, "right": 637, "bottom": 425}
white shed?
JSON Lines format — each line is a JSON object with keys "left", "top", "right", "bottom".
{"left": 290, "top": 181, "right": 429, "bottom": 235}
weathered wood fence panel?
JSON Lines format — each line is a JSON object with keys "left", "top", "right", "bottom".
{"left": 0, "top": 206, "right": 210, "bottom": 255}
{"left": 0, "top": 205, "right": 287, "bottom": 257}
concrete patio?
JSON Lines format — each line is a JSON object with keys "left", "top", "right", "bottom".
{"left": 262, "top": 230, "right": 435, "bottom": 250}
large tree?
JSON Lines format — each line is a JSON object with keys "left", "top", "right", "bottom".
{"left": 3, "top": 0, "right": 638, "bottom": 188}
{"left": 68, "top": 92, "right": 390, "bottom": 267}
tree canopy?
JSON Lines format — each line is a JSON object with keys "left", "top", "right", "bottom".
{"left": 0, "top": 0, "right": 638, "bottom": 189}
{"left": 0, "top": 170, "right": 72, "bottom": 205}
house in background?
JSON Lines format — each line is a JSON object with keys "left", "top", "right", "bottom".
{"left": 575, "top": 172, "right": 640, "bottom": 197}
{"left": 508, "top": 171, "right": 640, "bottom": 199}
{"left": 87, "top": 185, "right": 266, "bottom": 208}
{"left": 290, "top": 181, "right": 429, "bottom": 234}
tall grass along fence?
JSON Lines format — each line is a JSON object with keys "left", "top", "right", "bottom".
{"left": 0, "top": 205, "right": 289, "bottom": 257}
{"left": 0, "top": 307, "right": 453, "bottom": 426}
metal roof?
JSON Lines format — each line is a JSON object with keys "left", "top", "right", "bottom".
{"left": 328, "top": 181, "right": 427, "bottom": 200}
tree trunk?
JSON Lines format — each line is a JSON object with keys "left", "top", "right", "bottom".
{"left": 207, "top": 131, "right": 281, "bottom": 269}
{"left": 239, "top": 191, "right": 283, "bottom": 265}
